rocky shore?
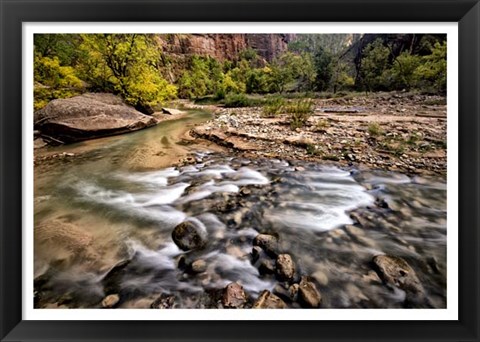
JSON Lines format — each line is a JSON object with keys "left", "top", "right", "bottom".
{"left": 184, "top": 92, "right": 447, "bottom": 177}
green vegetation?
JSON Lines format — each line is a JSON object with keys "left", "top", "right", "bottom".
{"left": 261, "top": 97, "right": 285, "bottom": 117}
{"left": 79, "top": 34, "right": 176, "bottom": 111}
{"left": 288, "top": 100, "right": 314, "bottom": 130}
{"left": 315, "top": 119, "right": 330, "bottom": 131}
{"left": 222, "top": 93, "right": 256, "bottom": 108}
{"left": 359, "top": 38, "right": 447, "bottom": 93}
{"left": 368, "top": 122, "right": 383, "bottom": 137}
{"left": 34, "top": 34, "right": 447, "bottom": 111}
{"left": 284, "top": 99, "right": 314, "bottom": 115}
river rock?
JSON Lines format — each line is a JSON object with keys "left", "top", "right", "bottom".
{"left": 251, "top": 246, "right": 263, "bottom": 263}
{"left": 171, "top": 221, "right": 207, "bottom": 251}
{"left": 298, "top": 276, "right": 321, "bottom": 308}
{"left": 372, "top": 255, "right": 424, "bottom": 294}
{"left": 258, "top": 259, "right": 276, "bottom": 275}
{"left": 253, "top": 233, "right": 279, "bottom": 257}
{"left": 190, "top": 259, "right": 207, "bottom": 273}
{"left": 151, "top": 294, "right": 175, "bottom": 309}
{"left": 162, "top": 107, "right": 185, "bottom": 115}
{"left": 253, "top": 290, "right": 287, "bottom": 309}
{"left": 34, "top": 93, "right": 157, "bottom": 144}
{"left": 289, "top": 283, "right": 300, "bottom": 301}
{"left": 101, "top": 294, "right": 120, "bottom": 308}
{"left": 222, "top": 282, "right": 247, "bottom": 308}
{"left": 276, "top": 254, "right": 295, "bottom": 281}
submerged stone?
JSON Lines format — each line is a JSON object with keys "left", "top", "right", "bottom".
{"left": 172, "top": 221, "right": 207, "bottom": 251}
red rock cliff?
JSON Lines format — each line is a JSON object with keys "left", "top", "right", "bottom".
{"left": 157, "top": 34, "right": 295, "bottom": 61}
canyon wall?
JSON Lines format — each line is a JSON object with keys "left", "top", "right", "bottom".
{"left": 157, "top": 34, "right": 296, "bottom": 61}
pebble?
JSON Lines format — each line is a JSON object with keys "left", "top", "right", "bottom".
{"left": 102, "top": 294, "right": 120, "bottom": 308}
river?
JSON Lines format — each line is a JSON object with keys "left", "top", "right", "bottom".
{"left": 34, "top": 109, "right": 447, "bottom": 309}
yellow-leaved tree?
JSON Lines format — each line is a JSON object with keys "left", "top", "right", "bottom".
{"left": 79, "top": 34, "right": 177, "bottom": 113}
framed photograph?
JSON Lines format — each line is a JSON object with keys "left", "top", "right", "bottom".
{"left": 1, "top": 0, "right": 479, "bottom": 341}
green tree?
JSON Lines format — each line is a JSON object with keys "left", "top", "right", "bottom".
{"left": 271, "top": 52, "right": 315, "bottom": 92}
{"left": 414, "top": 41, "right": 447, "bottom": 92}
{"left": 359, "top": 39, "right": 391, "bottom": 91}
{"left": 177, "top": 56, "right": 211, "bottom": 99}
{"left": 331, "top": 60, "right": 355, "bottom": 93}
{"left": 390, "top": 51, "right": 422, "bottom": 90}
{"left": 313, "top": 47, "right": 333, "bottom": 91}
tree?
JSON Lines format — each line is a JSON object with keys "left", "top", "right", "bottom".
{"left": 313, "top": 47, "right": 333, "bottom": 91}
{"left": 390, "top": 51, "right": 422, "bottom": 90}
{"left": 177, "top": 56, "right": 211, "bottom": 99}
{"left": 271, "top": 52, "right": 315, "bottom": 92}
{"left": 331, "top": 60, "right": 355, "bottom": 93}
{"left": 79, "top": 34, "right": 176, "bottom": 111}
{"left": 414, "top": 41, "right": 447, "bottom": 93}
{"left": 359, "top": 38, "right": 391, "bottom": 91}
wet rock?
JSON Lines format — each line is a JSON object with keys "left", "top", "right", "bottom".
{"left": 253, "top": 290, "right": 287, "bottom": 309}
{"left": 372, "top": 255, "right": 424, "bottom": 295}
{"left": 222, "top": 282, "right": 247, "bottom": 308}
{"left": 276, "top": 254, "right": 295, "bottom": 281}
{"left": 253, "top": 233, "right": 279, "bottom": 257}
{"left": 151, "top": 294, "right": 175, "bottom": 309}
{"left": 190, "top": 259, "right": 207, "bottom": 273}
{"left": 289, "top": 283, "right": 300, "bottom": 301}
{"left": 171, "top": 221, "right": 207, "bottom": 251}
{"left": 311, "top": 270, "right": 329, "bottom": 286}
{"left": 251, "top": 246, "right": 263, "bottom": 263}
{"left": 258, "top": 259, "right": 276, "bottom": 275}
{"left": 273, "top": 284, "right": 292, "bottom": 302}
{"left": 101, "top": 259, "right": 132, "bottom": 295}
{"left": 298, "top": 276, "right": 321, "bottom": 308}
{"left": 427, "top": 256, "right": 441, "bottom": 274}
{"left": 101, "top": 294, "right": 120, "bottom": 308}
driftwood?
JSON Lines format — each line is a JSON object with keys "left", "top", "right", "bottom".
{"left": 40, "top": 134, "right": 65, "bottom": 145}
{"left": 414, "top": 113, "right": 447, "bottom": 119}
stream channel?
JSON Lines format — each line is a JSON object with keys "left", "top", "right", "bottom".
{"left": 34, "top": 109, "right": 447, "bottom": 309}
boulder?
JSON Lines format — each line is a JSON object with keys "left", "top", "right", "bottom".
{"left": 298, "top": 276, "right": 321, "bottom": 308}
{"left": 134, "top": 102, "right": 154, "bottom": 115}
{"left": 276, "top": 254, "right": 295, "bottom": 281}
{"left": 372, "top": 255, "right": 424, "bottom": 295}
{"left": 253, "top": 290, "right": 287, "bottom": 309}
{"left": 253, "top": 234, "right": 279, "bottom": 257}
{"left": 34, "top": 93, "right": 158, "bottom": 144}
{"left": 222, "top": 282, "right": 247, "bottom": 308}
{"left": 171, "top": 221, "right": 207, "bottom": 251}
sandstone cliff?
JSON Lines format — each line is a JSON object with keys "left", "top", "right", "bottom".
{"left": 156, "top": 34, "right": 295, "bottom": 61}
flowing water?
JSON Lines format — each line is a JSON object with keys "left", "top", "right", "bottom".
{"left": 34, "top": 110, "right": 447, "bottom": 309}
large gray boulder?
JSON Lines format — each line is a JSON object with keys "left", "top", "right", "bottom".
{"left": 34, "top": 93, "right": 158, "bottom": 144}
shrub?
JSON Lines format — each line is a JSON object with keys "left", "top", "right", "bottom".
{"left": 284, "top": 99, "right": 314, "bottom": 115}
{"left": 286, "top": 99, "right": 314, "bottom": 130}
{"left": 261, "top": 97, "right": 285, "bottom": 117}
{"left": 316, "top": 119, "right": 330, "bottom": 131}
{"left": 368, "top": 122, "right": 383, "bottom": 136}
{"left": 223, "top": 93, "right": 254, "bottom": 107}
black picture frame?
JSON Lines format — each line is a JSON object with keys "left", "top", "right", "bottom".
{"left": 1, "top": 0, "right": 479, "bottom": 341}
